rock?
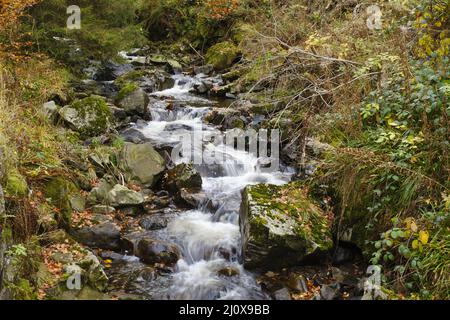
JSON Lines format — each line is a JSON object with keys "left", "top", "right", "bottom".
{"left": 225, "top": 116, "right": 246, "bottom": 130}
{"left": 92, "top": 205, "right": 115, "bottom": 215}
{"left": 193, "top": 80, "right": 214, "bottom": 94}
{"left": 194, "top": 65, "right": 214, "bottom": 75}
{"left": 205, "top": 41, "right": 240, "bottom": 71}
{"left": 120, "top": 127, "right": 149, "bottom": 144}
{"left": 163, "top": 163, "right": 202, "bottom": 194}
{"left": 69, "top": 195, "right": 85, "bottom": 212}
{"left": 174, "top": 189, "right": 208, "bottom": 209}
{"left": 73, "top": 222, "right": 121, "bottom": 250}
{"left": 148, "top": 54, "right": 182, "bottom": 73}
{"left": 44, "top": 177, "right": 80, "bottom": 227}
{"left": 121, "top": 143, "right": 165, "bottom": 187}
{"left": 87, "top": 178, "right": 114, "bottom": 205}
{"left": 287, "top": 274, "right": 308, "bottom": 293}
{"left": 116, "top": 84, "right": 150, "bottom": 117}
{"left": 59, "top": 95, "right": 111, "bottom": 138}
{"left": 115, "top": 69, "right": 174, "bottom": 93}
{"left": 118, "top": 205, "right": 144, "bottom": 217}
{"left": 273, "top": 288, "right": 292, "bottom": 300}
{"left": 331, "top": 267, "right": 345, "bottom": 284}
{"left": 211, "top": 82, "right": 235, "bottom": 96}
{"left": 79, "top": 251, "right": 109, "bottom": 292}
{"left": 109, "top": 105, "right": 127, "bottom": 121}
{"left": 42, "top": 101, "right": 59, "bottom": 121}
{"left": 107, "top": 184, "right": 144, "bottom": 207}
{"left": 218, "top": 266, "right": 240, "bottom": 277}
{"left": 136, "top": 238, "right": 180, "bottom": 266}
{"left": 76, "top": 286, "right": 110, "bottom": 300}
{"left": 240, "top": 182, "right": 333, "bottom": 270}
{"left": 139, "top": 214, "right": 170, "bottom": 230}
{"left": 320, "top": 283, "right": 340, "bottom": 300}
{"left": 332, "top": 245, "right": 360, "bottom": 265}
{"left": 51, "top": 251, "right": 74, "bottom": 264}
{"left": 37, "top": 203, "right": 58, "bottom": 232}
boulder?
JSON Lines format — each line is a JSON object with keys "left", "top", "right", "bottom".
{"left": 239, "top": 182, "right": 333, "bottom": 270}
{"left": 42, "top": 101, "right": 59, "bottom": 121}
{"left": 91, "top": 205, "right": 115, "bottom": 215}
{"left": 59, "top": 95, "right": 111, "bottom": 138}
{"left": 115, "top": 69, "right": 174, "bottom": 93}
{"left": 273, "top": 287, "right": 292, "bottom": 300}
{"left": 116, "top": 84, "right": 150, "bottom": 117}
{"left": 73, "top": 221, "right": 121, "bottom": 250}
{"left": 174, "top": 189, "right": 207, "bottom": 209}
{"left": 135, "top": 238, "right": 180, "bottom": 266}
{"left": 193, "top": 65, "right": 214, "bottom": 75}
{"left": 87, "top": 176, "right": 115, "bottom": 205}
{"left": 163, "top": 163, "right": 202, "bottom": 194}
{"left": 107, "top": 184, "right": 144, "bottom": 207}
{"left": 139, "top": 214, "right": 170, "bottom": 230}
{"left": 205, "top": 41, "right": 240, "bottom": 71}
{"left": 147, "top": 54, "right": 182, "bottom": 73}
{"left": 121, "top": 143, "right": 165, "bottom": 187}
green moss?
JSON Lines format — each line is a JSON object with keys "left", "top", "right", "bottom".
{"left": 205, "top": 41, "right": 240, "bottom": 71}
{"left": 5, "top": 171, "right": 28, "bottom": 197}
{"left": 114, "top": 70, "right": 148, "bottom": 90}
{"left": 68, "top": 95, "right": 111, "bottom": 138}
{"left": 247, "top": 182, "right": 333, "bottom": 250}
{"left": 44, "top": 177, "right": 79, "bottom": 228}
{"left": 116, "top": 82, "right": 139, "bottom": 102}
{"left": 231, "top": 23, "right": 255, "bottom": 44}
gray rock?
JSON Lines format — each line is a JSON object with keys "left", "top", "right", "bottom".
{"left": 139, "top": 214, "right": 170, "bottom": 230}
{"left": 239, "top": 183, "right": 333, "bottom": 270}
{"left": 73, "top": 221, "right": 121, "bottom": 250}
{"left": 194, "top": 65, "right": 214, "bottom": 75}
{"left": 87, "top": 177, "right": 115, "bottom": 204}
{"left": 121, "top": 143, "right": 165, "bottom": 187}
{"left": 120, "top": 127, "right": 148, "bottom": 144}
{"left": 42, "top": 101, "right": 58, "bottom": 120}
{"left": 287, "top": 274, "right": 308, "bottom": 293}
{"left": 163, "top": 163, "right": 202, "bottom": 194}
{"left": 117, "top": 87, "right": 149, "bottom": 117}
{"left": 273, "top": 288, "right": 292, "bottom": 300}
{"left": 91, "top": 205, "right": 116, "bottom": 215}
{"left": 107, "top": 184, "right": 144, "bottom": 207}
{"left": 59, "top": 95, "right": 111, "bottom": 138}
{"left": 320, "top": 283, "right": 340, "bottom": 300}
{"left": 136, "top": 238, "right": 180, "bottom": 266}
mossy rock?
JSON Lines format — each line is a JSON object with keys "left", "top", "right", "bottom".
{"left": 163, "top": 163, "right": 202, "bottom": 194}
{"left": 115, "top": 71, "right": 146, "bottom": 90}
{"left": 231, "top": 23, "right": 255, "bottom": 44}
{"left": 240, "top": 182, "right": 333, "bottom": 270}
{"left": 205, "top": 41, "right": 240, "bottom": 71}
{"left": 5, "top": 171, "right": 28, "bottom": 197}
{"left": 59, "top": 95, "right": 111, "bottom": 138}
{"left": 115, "top": 84, "right": 149, "bottom": 116}
{"left": 116, "top": 82, "right": 139, "bottom": 102}
{"left": 43, "top": 177, "right": 80, "bottom": 228}
{"left": 121, "top": 143, "right": 165, "bottom": 187}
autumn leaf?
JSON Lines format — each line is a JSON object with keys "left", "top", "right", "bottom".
{"left": 418, "top": 230, "right": 429, "bottom": 245}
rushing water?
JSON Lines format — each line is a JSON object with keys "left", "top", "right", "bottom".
{"left": 125, "top": 74, "right": 295, "bottom": 300}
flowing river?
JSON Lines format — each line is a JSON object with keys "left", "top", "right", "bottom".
{"left": 97, "top": 64, "right": 295, "bottom": 299}
{"left": 137, "top": 75, "right": 294, "bottom": 299}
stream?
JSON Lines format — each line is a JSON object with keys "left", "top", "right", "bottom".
{"left": 100, "top": 61, "right": 295, "bottom": 299}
